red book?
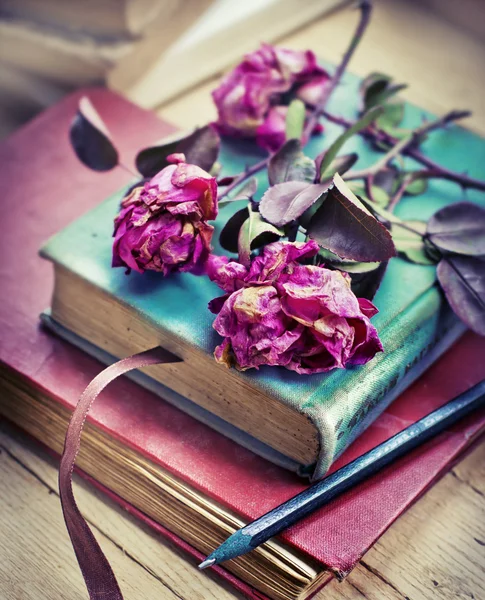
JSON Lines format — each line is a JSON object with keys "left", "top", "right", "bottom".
{"left": 0, "top": 89, "right": 484, "bottom": 599}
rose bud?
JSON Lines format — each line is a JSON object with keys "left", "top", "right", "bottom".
{"left": 207, "top": 241, "right": 383, "bottom": 374}
{"left": 112, "top": 154, "right": 217, "bottom": 276}
{"left": 212, "top": 44, "right": 330, "bottom": 152}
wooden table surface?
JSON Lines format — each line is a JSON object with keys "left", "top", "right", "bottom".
{"left": 1, "top": 1, "right": 484, "bottom": 599}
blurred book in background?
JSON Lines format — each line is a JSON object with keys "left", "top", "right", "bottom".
{"left": 0, "top": 0, "right": 347, "bottom": 138}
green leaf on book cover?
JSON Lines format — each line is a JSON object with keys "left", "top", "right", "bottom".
{"left": 70, "top": 97, "right": 119, "bottom": 172}
{"left": 238, "top": 204, "right": 283, "bottom": 266}
{"left": 376, "top": 101, "right": 405, "bottom": 133}
{"left": 400, "top": 175, "right": 428, "bottom": 196}
{"left": 317, "top": 152, "right": 358, "bottom": 182}
{"left": 136, "top": 125, "right": 220, "bottom": 177}
{"left": 427, "top": 202, "right": 485, "bottom": 256}
{"left": 437, "top": 255, "right": 485, "bottom": 335}
{"left": 348, "top": 182, "right": 390, "bottom": 207}
{"left": 268, "top": 139, "right": 316, "bottom": 185}
{"left": 308, "top": 174, "right": 396, "bottom": 262}
{"left": 260, "top": 181, "right": 329, "bottom": 227}
{"left": 318, "top": 107, "right": 383, "bottom": 177}
{"left": 392, "top": 221, "right": 436, "bottom": 265}
{"left": 285, "top": 99, "right": 306, "bottom": 141}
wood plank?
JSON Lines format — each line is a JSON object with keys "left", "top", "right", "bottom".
{"left": 0, "top": 421, "right": 243, "bottom": 600}
{"left": 343, "top": 440, "right": 485, "bottom": 600}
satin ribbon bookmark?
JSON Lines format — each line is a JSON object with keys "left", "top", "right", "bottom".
{"left": 59, "top": 346, "right": 182, "bottom": 600}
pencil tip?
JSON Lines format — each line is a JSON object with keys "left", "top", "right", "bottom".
{"left": 198, "top": 558, "right": 216, "bottom": 570}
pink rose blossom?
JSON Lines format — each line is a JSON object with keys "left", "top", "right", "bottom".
{"left": 207, "top": 241, "right": 383, "bottom": 373}
{"left": 112, "top": 154, "right": 217, "bottom": 275}
{"left": 212, "top": 44, "right": 330, "bottom": 151}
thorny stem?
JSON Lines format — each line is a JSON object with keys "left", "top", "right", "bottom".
{"left": 302, "top": 0, "right": 373, "bottom": 141}
{"left": 323, "top": 109, "right": 485, "bottom": 192}
{"left": 218, "top": 157, "right": 268, "bottom": 200}
{"left": 387, "top": 173, "right": 413, "bottom": 211}
{"left": 218, "top": 0, "right": 373, "bottom": 201}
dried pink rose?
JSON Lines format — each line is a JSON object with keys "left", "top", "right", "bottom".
{"left": 112, "top": 154, "right": 217, "bottom": 275}
{"left": 207, "top": 241, "right": 383, "bottom": 374}
{"left": 212, "top": 44, "right": 330, "bottom": 152}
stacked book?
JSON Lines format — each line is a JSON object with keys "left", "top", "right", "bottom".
{"left": 1, "top": 82, "right": 485, "bottom": 600}
{"left": 0, "top": 0, "right": 345, "bottom": 139}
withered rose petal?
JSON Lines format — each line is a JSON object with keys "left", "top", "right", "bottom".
{"left": 256, "top": 106, "right": 287, "bottom": 153}
{"left": 207, "top": 254, "right": 248, "bottom": 293}
{"left": 112, "top": 157, "right": 217, "bottom": 275}
{"left": 212, "top": 44, "right": 329, "bottom": 151}
{"left": 209, "top": 241, "right": 382, "bottom": 374}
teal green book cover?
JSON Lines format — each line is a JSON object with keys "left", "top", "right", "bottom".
{"left": 41, "top": 71, "right": 485, "bottom": 480}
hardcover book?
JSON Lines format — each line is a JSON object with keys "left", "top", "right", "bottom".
{"left": 1, "top": 88, "right": 485, "bottom": 600}
{"left": 38, "top": 67, "right": 485, "bottom": 480}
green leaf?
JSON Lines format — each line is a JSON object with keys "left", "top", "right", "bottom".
{"left": 391, "top": 220, "right": 436, "bottom": 265}
{"left": 427, "top": 202, "right": 485, "bottom": 256}
{"left": 285, "top": 99, "right": 306, "bottom": 141}
{"left": 268, "top": 139, "right": 316, "bottom": 185}
{"left": 308, "top": 174, "right": 396, "bottom": 262}
{"left": 437, "top": 255, "right": 485, "bottom": 335}
{"left": 332, "top": 260, "right": 381, "bottom": 273}
{"left": 317, "top": 152, "right": 358, "bottom": 181}
{"left": 402, "top": 175, "right": 427, "bottom": 196}
{"left": 360, "top": 73, "right": 392, "bottom": 106}
{"left": 348, "top": 182, "right": 390, "bottom": 207}
{"left": 259, "top": 181, "right": 328, "bottom": 227}
{"left": 70, "top": 97, "right": 119, "bottom": 172}
{"left": 375, "top": 101, "right": 405, "bottom": 132}
{"left": 136, "top": 125, "right": 220, "bottom": 177}
{"left": 319, "top": 107, "right": 383, "bottom": 177}
{"left": 238, "top": 204, "right": 284, "bottom": 266}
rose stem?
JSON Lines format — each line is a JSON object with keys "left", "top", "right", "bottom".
{"left": 218, "top": 0, "right": 373, "bottom": 201}
{"left": 119, "top": 162, "right": 140, "bottom": 178}
{"left": 302, "top": 0, "right": 373, "bottom": 141}
{"left": 323, "top": 109, "right": 485, "bottom": 192}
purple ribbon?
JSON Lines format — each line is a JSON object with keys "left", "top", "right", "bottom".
{"left": 59, "top": 347, "right": 182, "bottom": 599}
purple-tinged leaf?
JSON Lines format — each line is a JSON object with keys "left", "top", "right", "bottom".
{"left": 70, "top": 97, "right": 119, "bottom": 171}
{"left": 238, "top": 204, "right": 284, "bottom": 267}
{"left": 136, "top": 125, "right": 220, "bottom": 177}
{"left": 308, "top": 174, "right": 397, "bottom": 262}
{"left": 316, "top": 152, "right": 358, "bottom": 182}
{"left": 427, "top": 202, "right": 485, "bottom": 256}
{"left": 437, "top": 255, "right": 485, "bottom": 335}
{"left": 268, "top": 139, "right": 316, "bottom": 186}
{"left": 260, "top": 181, "right": 329, "bottom": 227}
{"left": 181, "top": 125, "right": 221, "bottom": 172}
{"left": 219, "top": 208, "right": 248, "bottom": 253}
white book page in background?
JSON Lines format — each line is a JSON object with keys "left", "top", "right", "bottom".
{"left": 123, "top": 0, "right": 345, "bottom": 107}
{"left": 170, "top": 0, "right": 280, "bottom": 54}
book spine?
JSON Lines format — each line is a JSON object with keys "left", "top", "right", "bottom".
{"left": 304, "top": 286, "right": 465, "bottom": 481}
